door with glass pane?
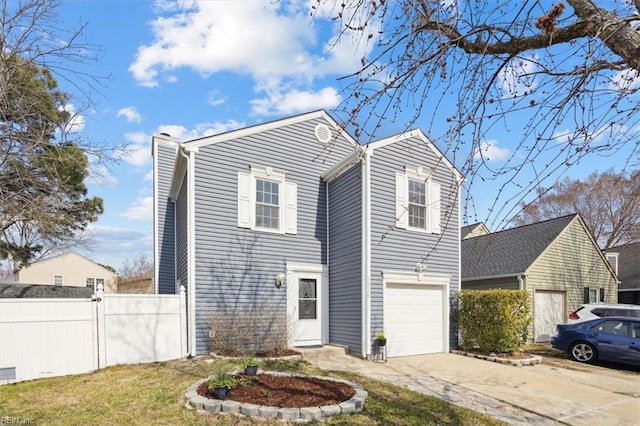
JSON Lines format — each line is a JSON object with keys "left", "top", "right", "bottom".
{"left": 291, "top": 273, "right": 322, "bottom": 345}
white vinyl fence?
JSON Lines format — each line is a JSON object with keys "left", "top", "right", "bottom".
{"left": 0, "top": 286, "right": 187, "bottom": 384}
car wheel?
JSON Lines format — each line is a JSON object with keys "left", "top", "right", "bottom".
{"left": 570, "top": 342, "right": 597, "bottom": 363}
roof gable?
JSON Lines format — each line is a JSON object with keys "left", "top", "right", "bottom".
{"left": 608, "top": 242, "right": 640, "bottom": 290}
{"left": 368, "top": 129, "right": 464, "bottom": 183}
{"left": 183, "top": 110, "right": 358, "bottom": 149}
{"left": 462, "top": 214, "right": 578, "bottom": 279}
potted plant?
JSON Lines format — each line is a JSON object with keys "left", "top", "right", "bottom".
{"left": 208, "top": 371, "right": 236, "bottom": 399}
{"left": 242, "top": 355, "right": 259, "bottom": 376}
{"left": 377, "top": 331, "right": 387, "bottom": 347}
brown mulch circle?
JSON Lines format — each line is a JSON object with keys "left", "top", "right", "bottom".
{"left": 197, "top": 374, "right": 356, "bottom": 408}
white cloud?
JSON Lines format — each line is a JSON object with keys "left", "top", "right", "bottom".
{"left": 59, "top": 103, "right": 85, "bottom": 134}
{"left": 120, "top": 195, "right": 153, "bottom": 221}
{"left": 208, "top": 90, "right": 226, "bottom": 107}
{"left": 553, "top": 123, "right": 628, "bottom": 145}
{"left": 499, "top": 55, "right": 540, "bottom": 98}
{"left": 117, "top": 106, "right": 143, "bottom": 123}
{"left": 123, "top": 131, "right": 152, "bottom": 167}
{"left": 474, "top": 140, "right": 510, "bottom": 162}
{"left": 129, "top": 1, "right": 372, "bottom": 115}
{"left": 86, "top": 163, "right": 118, "bottom": 187}
{"left": 251, "top": 85, "right": 341, "bottom": 116}
{"left": 610, "top": 69, "right": 640, "bottom": 92}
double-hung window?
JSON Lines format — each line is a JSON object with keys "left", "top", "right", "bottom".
{"left": 238, "top": 164, "right": 297, "bottom": 234}
{"left": 396, "top": 164, "right": 441, "bottom": 233}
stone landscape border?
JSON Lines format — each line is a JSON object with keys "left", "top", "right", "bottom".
{"left": 452, "top": 350, "right": 543, "bottom": 366}
{"left": 184, "top": 371, "right": 367, "bottom": 422}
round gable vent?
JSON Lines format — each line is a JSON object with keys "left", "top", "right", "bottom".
{"left": 314, "top": 124, "right": 332, "bottom": 143}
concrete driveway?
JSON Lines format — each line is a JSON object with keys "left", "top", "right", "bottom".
{"left": 299, "top": 347, "right": 640, "bottom": 425}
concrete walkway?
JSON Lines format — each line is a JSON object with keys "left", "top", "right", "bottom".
{"left": 298, "top": 347, "right": 640, "bottom": 425}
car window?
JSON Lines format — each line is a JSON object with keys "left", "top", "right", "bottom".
{"left": 630, "top": 310, "right": 640, "bottom": 318}
{"left": 632, "top": 323, "right": 640, "bottom": 338}
{"left": 591, "top": 308, "right": 605, "bottom": 317}
{"left": 591, "top": 320, "right": 630, "bottom": 337}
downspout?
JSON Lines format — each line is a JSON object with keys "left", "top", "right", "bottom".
{"left": 517, "top": 274, "right": 525, "bottom": 290}
{"left": 178, "top": 147, "right": 197, "bottom": 358}
{"left": 361, "top": 151, "right": 372, "bottom": 358}
{"left": 325, "top": 181, "right": 330, "bottom": 345}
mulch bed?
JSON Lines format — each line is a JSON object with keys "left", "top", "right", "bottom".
{"left": 197, "top": 373, "right": 356, "bottom": 407}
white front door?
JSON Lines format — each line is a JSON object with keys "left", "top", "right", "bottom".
{"left": 287, "top": 264, "right": 324, "bottom": 346}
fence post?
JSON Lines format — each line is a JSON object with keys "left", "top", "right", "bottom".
{"left": 95, "top": 283, "right": 106, "bottom": 369}
{"left": 179, "top": 285, "right": 188, "bottom": 357}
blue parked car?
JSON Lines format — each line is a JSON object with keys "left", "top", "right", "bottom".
{"left": 551, "top": 317, "right": 640, "bottom": 366}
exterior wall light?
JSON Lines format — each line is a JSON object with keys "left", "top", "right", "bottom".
{"left": 275, "top": 273, "right": 286, "bottom": 288}
{"left": 415, "top": 263, "right": 425, "bottom": 273}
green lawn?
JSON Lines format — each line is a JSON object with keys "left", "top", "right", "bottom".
{"left": 0, "top": 358, "right": 504, "bottom": 425}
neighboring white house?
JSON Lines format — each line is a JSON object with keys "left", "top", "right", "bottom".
{"left": 14, "top": 252, "right": 117, "bottom": 293}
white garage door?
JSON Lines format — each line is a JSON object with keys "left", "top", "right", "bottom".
{"left": 534, "top": 290, "right": 565, "bottom": 342}
{"left": 385, "top": 283, "right": 445, "bottom": 357}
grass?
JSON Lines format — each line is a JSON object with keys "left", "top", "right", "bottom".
{"left": 0, "top": 358, "right": 505, "bottom": 426}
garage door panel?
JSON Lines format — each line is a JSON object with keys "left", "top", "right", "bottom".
{"left": 534, "top": 291, "right": 565, "bottom": 343}
{"left": 385, "top": 283, "right": 444, "bottom": 357}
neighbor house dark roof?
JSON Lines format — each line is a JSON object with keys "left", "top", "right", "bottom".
{"left": 462, "top": 214, "right": 578, "bottom": 280}
{"left": 608, "top": 242, "right": 640, "bottom": 290}
{"left": 461, "top": 222, "right": 490, "bottom": 239}
{"left": 0, "top": 283, "right": 94, "bottom": 298}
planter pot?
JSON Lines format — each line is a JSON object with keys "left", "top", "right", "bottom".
{"left": 244, "top": 365, "right": 258, "bottom": 376}
{"left": 378, "top": 338, "right": 387, "bottom": 347}
{"left": 213, "top": 386, "right": 230, "bottom": 399}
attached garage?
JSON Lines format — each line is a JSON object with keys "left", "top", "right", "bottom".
{"left": 383, "top": 271, "right": 450, "bottom": 357}
{"left": 534, "top": 290, "right": 565, "bottom": 342}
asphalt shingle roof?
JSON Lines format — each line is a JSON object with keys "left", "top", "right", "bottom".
{"left": 462, "top": 214, "right": 578, "bottom": 279}
{"left": 0, "top": 283, "right": 94, "bottom": 298}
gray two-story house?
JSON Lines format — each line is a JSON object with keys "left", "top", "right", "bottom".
{"left": 153, "top": 110, "right": 463, "bottom": 359}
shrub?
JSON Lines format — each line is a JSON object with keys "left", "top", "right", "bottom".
{"left": 209, "top": 302, "right": 290, "bottom": 356}
{"left": 453, "top": 289, "right": 531, "bottom": 353}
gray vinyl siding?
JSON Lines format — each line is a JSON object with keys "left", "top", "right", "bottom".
{"left": 190, "top": 118, "right": 355, "bottom": 354}
{"left": 175, "top": 179, "right": 188, "bottom": 292}
{"left": 369, "top": 137, "right": 460, "bottom": 351}
{"left": 328, "top": 165, "right": 363, "bottom": 354}
{"left": 154, "top": 142, "right": 177, "bottom": 294}
{"left": 461, "top": 277, "right": 520, "bottom": 290}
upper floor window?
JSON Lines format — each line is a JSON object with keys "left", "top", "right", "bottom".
{"left": 54, "top": 275, "right": 63, "bottom": 286}
{"left": 238, "top": 164, "right": 297, "bottom": 234}
{"left": 86, "top": 278, "right": 95, "bottom": 289}
{"left": 396, "top": 165, "right": 441, "bottom": 233}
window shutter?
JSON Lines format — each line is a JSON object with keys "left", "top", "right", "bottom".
{"left": 237, "top": 171, "right": 251, "bottom": 228}
{"left": 430, "top": 181, "right": 441, "bottom": 234}
{"left": 583, "top": 287, "right": 590, "bottom": 304}
{"left": 395, "top": 172, "right": 407, "bottom": 229}
{"left": 285, "top": 182, "right": 297, "bottom": 234}
{"left": 599, "top": 288, "right": 605, "bottom": 302}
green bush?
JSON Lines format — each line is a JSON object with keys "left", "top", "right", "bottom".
{"left": 453, "top": 289, "right": 531, "bottom": 353}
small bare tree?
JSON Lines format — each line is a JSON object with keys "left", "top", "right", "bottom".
{"left": 314, "top": 0, "right": 640, "bottom": 228}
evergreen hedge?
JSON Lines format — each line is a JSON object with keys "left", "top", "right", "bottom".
{"left": 453, "top": 289, "right": 531, "bottom": 353}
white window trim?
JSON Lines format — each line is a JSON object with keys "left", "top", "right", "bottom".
{"left": 396, "top": 165, "right": 441, "bottom": 234}
{"left": 238, "top": 164, "right": 297, "bottom": 234}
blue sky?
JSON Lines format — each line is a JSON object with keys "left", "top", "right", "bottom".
{"left": 48, "top": 0, "right": 635, "bottom": 271}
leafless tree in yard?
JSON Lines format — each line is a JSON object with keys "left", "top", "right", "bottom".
{"left": 514, "top": 169, "right": 640, "bottom": 249}
{"left": 313, "top": 0, "right": 640, "bottom": 228}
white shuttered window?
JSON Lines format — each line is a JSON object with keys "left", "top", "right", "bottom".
{"left": 238, "top": 164, "right": 297, "bottom": 234}
{"left": 395, "top": 165, "right": 441, "bottom": 234}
